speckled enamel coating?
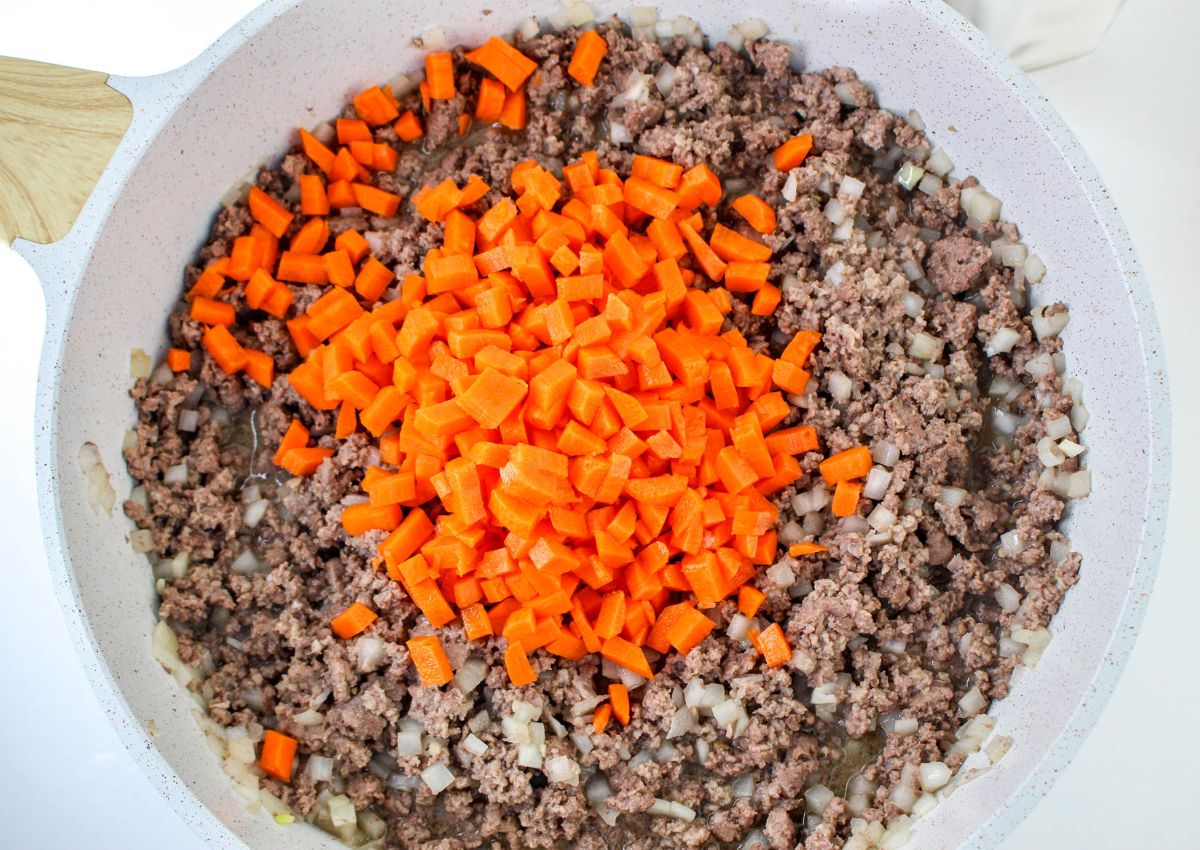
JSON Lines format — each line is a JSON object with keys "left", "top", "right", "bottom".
{"left": 20, "top": 1, "right": 1170, "bottom": 848}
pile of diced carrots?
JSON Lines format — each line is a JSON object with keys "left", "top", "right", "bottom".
{"left": 169, "top": 31, "right": 884, "bottom": 725}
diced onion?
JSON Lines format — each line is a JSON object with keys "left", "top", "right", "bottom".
{"left": 998, "top": 529, "right": 1025, "bottom": 557}
{"left": 900, "top": 259, "right": 923, "bottom": 281}
{"left": 990, "top": 239, "right": 1028, "bottom": 268}
{"left": 462, "top": 733, "right": 488, "bottom": 757}
{"left": 805, "top": 784, "right": 834, "bottom": 814}
{"left": 231, "top": 549, "right": 265, "bottom": 575}
{"left": 420, "top": 764, "right": 455, "bottom": 794}
{"left": 1070, "top": 402, "right": 1089, "bottom": 432}
{"left": 863, "top": 466, "right": 893, "bottom": 500}
{"left": 841, "top": 516, "right": 870, "bottom": 534}
{"left": 895, "top": 162, "right": 924, "bottom": 191}
{"left": 833, "top": 219, "right": 854, "bottom": 242}
{"left": 130, "top": 529, "right": 155, "bottom": 554}
{"left": 916, "top": 172, "right": 941, "bottom": 195}
{"left": 879, "top": 815, "right": 913, "bottom": 850}
{"left": 726, "top": 613, "right": 752, "bottom": 641}
{"left": 792, "top": 485, "right": 830, "bottom": 515}
{"left": 328, "top": 794, "right": 357, "bottom": 828}
{"left": 609, "top": 122, "right": 631, "bottom": 145}
{"left": 985, "top": 327, "right": 1020, "bottom": 357}
{"left": 570, "top": 732, "right": 594, "bottom": 754}
{"left": 926, "top": 148, "right": 954, "bottom": 177}
{"left": 164, "top": 462, "right": 188, "bottom": 485}
{"left": 778, "top": 520, "right": 804, "bottom": 546}
{"left": 244, "top": 499, "right": 269, "bottom": 528}
{"left": 994, "top": 583, "right": 1020, "bottom": 613}
{"left": 306, "top": 755, "right": 333, "bottom": 781}
{"left": 666, "top": 706, "right": 696, "bottom": 739}
{"left": 781, "top": 171, "right": 799, "bottom": 202}
{"left": 1023, "top": 253, "right": 1046, "bottom": 283}
{"left": 420, "top": 26, "right": 446, "bottom": 51}
{"left": 741, "top": 829, "right": 768, "bottom": 850}
{"left": 1011, "top": 626, "right": 1053, "bottom": 667}
{"left": 908, "top": 332, "right": 944, "bottom": 362}
{"left": 545, "top": 755, "right": 580, "bottom": 786}
{"left": 961, "top": 185, "right": 1002, "bottom": 222}
{"left": 839, "top": 175, "right": 865, "bottom": 198}
{"left": 1044, "top": 415, "right": 1072, "bottom": 440}
{"left": 397, "top": 729, "right": 423, "bottom": 756}
{"left": 866, "top": 504, "right": 896, "bottom": 531}
{"left": 565, "top": 1, "right": 595, "bottom": 26}
{"left": 293, "top": 709, "right": 324, "bottom": 726}
{"left": 655, "top": 63, "right": 677, "bottom": 95}
{"left": 901, "top": 290, "right": 924, "bottom": 318}
{"left": 912, "top": 793, "right": 939, "bottom": 818}
{"left": 827, "top": 370, "right": 852, "bottom": 403}
{"left": 991, "top": 407, "right": 1024, "bottom": 436}
{"left": 517, "top": 743, "right": 543, "bottom": 769}
{"left": 766, "top": 561, "right": 794, "bottom": 588}
{"left": 731, "top": 774, "right": 755, "bottom": 798}
{"left": 585, "top": 773, "right": 613, "bottom": 805}
{"left": 889, "top": 764, "right": 917, "bottom": 812}
{"left": 894, "top": 717, "right": 918, "bottom": 736}
{"left": 1058, "top": 438, "right": 1084, "bottom": 458}
{"left": 130, "top": 348, "right": 153, "bottom": 379}
{"left": 356, "top": 635, "right": 386, "bottom": 672}
{"left": 612, "top": 72, "right": 653, "bottom": 107}
{"left": 958, "top": 686, "right": 985, "bottom": 716}
{"left": 517, "top": 16, "right": 540, "bottom": 40}
{"left": 630, "top": 6, "right": 658, "bottom": 26}
{"left": 824, "top": 198, "right": 847, "bottom": 225}
{"left": 1037, "top": 436, "right": 1066, "bottom": 468}
{"left": 1031, "top": 305, "right": 1070, "bottom": 340}
{"left": 648, "top": 798, "right": 696, "bottom": 822}
{"left": 735, "top": 17, "right": 769, "bottom": 40}
{"left": 453, "top": 657, "right": 488, "bottom": 694}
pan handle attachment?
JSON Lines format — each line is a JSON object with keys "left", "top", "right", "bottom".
{"left": 0, "top": 57, "right": 132, "bottom": 246}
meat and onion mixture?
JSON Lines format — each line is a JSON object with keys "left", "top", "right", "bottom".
{"left": 124, "top": 11, "right": 1090, "bottom": 850}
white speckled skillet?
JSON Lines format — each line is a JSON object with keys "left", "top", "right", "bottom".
{"left": 7, "top": 1, "right": 1170, "bottom": 847}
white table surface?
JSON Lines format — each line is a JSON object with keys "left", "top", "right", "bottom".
{"left": 1, "top": 1, "right": 1195, "bottom": 847}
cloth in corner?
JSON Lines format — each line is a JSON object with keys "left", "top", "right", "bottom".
{"left": 945, "top": 0, "right": 1126, "bottom": 70}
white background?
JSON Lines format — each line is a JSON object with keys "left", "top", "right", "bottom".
{"left": 0, "top": 1, "right": 1196, "bottom": 847}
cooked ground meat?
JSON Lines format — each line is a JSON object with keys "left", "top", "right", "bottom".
{"left": 125, "top": 18, "right": 1084, "bottom": 850}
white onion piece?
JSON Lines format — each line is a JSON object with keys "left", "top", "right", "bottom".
{"left": 994, "top": 583, "right": 1021, "bottom": 613}
{"left": 516, "top": 743, "right": 543, "bottom": 769}
{"left": 841, "top": 516, "right": 870, "bottom": 533}
{"left": 871, "top": 441, "right": 900, "bottom": 468}
{"left": 866, "top": 504, "right": 896, "bottom": 531}
{"left": 832, "top": 219, "right": 854, "bottom": 242}
{"left": 1023, "top": 253, "right": 1046, "bottom": 283}
{"left": 766, "top": 561, "right": 794, "bottom": 588}
{"left": 164, "top": 462, "right": 189, "bottom": 485}
{"left": 998, "top": 530, "right": 1025, "bottom": 557}
{"left": 244, "top": 499, "right": 269, "bottom": 528}
{"left": 990, "top": 239, "right": 1028, "bottom": 268}
{"left": 130, "top": 529, "right": 155, "bottom": 554}
{"left": 804, "top": 784, "right": 834, "bottom": 814}
{"left": 231, "top": 549, "right": 265, "bottom": 575}
{"left": 396, "top": 729, "right": 423, "bottom": 756}
{"left": 609, "top": 122, "right": 632, "bottom": 145}
{"left": 926, "top": 148, "right": 954, "bottom": 176}
{"left": 1011, "top": 626, "right": 1053, "bottom": 667}
{"left": 839, "top": 175, "right": 865, "bottom": 198}
{"left": 791, "top": 485, "right": 830, "bottom": 515}
{"left": 421, "top": 764, "right": 455, "bottom": 794}
{"left": 130, "top": 348, "right": 153, "bottom": 379}
{"left": 958, "top": 686, "right": 986, "bottom": 716}
{"left": 1037, "top": 436, "right": 1066, "bottom": 468}
{"left": 781, "top": 171, "right": 798, "bottom": 202}
{"left": 1031, "top": 305, "right": 1070, "bottom": 340}
{"left": 1044, "top": 415, "right": 1072, "bottom": 440}
{"left": 731, "top": 774, "right": 755, "bottom": 798}
{"left": 517, "top": 16, "right": 540, "bottom": 40}
{"left": 1071, "top": 402, "right": 1089, "bottom": 432}
{"left": 420, "top": 26, "right": 446, "bottom": 51}
{"left": 990, "top": 407, "right": 1023, "bottom": 436}
{"left": 827, "top": 370, "right": 852, "bottom": 404}
{"left": 462, "top": 733, "right": 488, "bottom": 756}
{"left": 666, "top": 706, "right": 696, "bottom": 739}
{"left": 545, "top": 755, "right": 580, "bottom": 786}
{"left": 306, "top": 755, "right": 333, "bottom": 781}
{"left": 823, "top": 198, "right": 847, "bottom": 225}
{"left": 889, "top": 764, "right": 918, "bottom": 812}
{"left": 654, "top": 63, "right": 677, "bottom": 95}
{"left": 895, "top": 162, "right": 924, "bottom": 191}
{"left": 900, "top": 290, "right": 924, "bottom": 318}
{"left": 900, "top": 259, "right": 923, "bottom": 281}
{"left": 741, "top": 829, "right": 768, "bottom": 850}
{"left": 612, "top": 72, "right": 652, "bottom": 107}
{"left": 985, "top": 327, "right": 1020, "bottom": 357}
{"left": 565, "top": 1, "right": 595, "bottom": 26}
{"left": 1058, "top": 438, "right": 1084, "bottom": 458}
{"left": 879, "top": 815, "right": 913, "bottom": 850}
{"left": 736, "top": 17, "right": 769, "bottom": 40}
{"left": 648, "top": 798, "right": 696, "bottom": 822}
{"left": 453, "top": 657, "right": 487, "bottom": 694}
{"left": 918, "top": 173, "right": 943, "bottom": 195}
{"left": 585, "top": 773, "right": 613, "bottom": 806}
{"left": 908, "top": 332, "right": 944, "bottom": 362}
{"left": 961, "top": 185, "right": 1001, "bottom": 222}
{"left": 356, "top": 635, "right": 386, "bottom": 672}
{"left": 863, "top": 467, "right": 893, "bottom": 500}
{"left": 894, "top": 717, "right": 918, "bottom": 736}
{"left": 630, "top": 6, "right": 657, "bottom": 26}
{"left": 293, "top": 709, "right": 324, "bottom": 726}
{"left": 726, "top": 613, "right": 752, "bottom": 641}
{"left": 778, "top": 520, "right": 804, "bottom": 546}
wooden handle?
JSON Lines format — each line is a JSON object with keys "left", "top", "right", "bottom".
{"left": 0, "top": 57, "right": 132, "bottom": 245}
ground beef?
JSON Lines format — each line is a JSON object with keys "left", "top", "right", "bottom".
{"left": 125, "top": 18, "right": 1083, "bottom": 850}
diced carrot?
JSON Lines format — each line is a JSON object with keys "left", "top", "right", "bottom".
{"left": 774, "top": 134, "right": 814, "bottom": 171}
{"left": 756, "top": 622, "right": 792, "bottom": 667}
{"left": 819, "top": 445, "right": 873, "bottom": 485}
{"left": 464, "top": 36, "right": 538, "bottom": 92}
{"left": 832, "top": 479, "right": 862, "bottom": 517}
{"left": 504, "top": 640, "right": 537, "bottom": 686}
{"left": 567, "top": 31, "right": 608, "bottom": 86}
{"left": 593, "top": 703, "right": 613, "bottom": 733}
{"left": 408, "top": 635, "right": 454, "bottom": 685}
{"left": 259, "top": 730, "right": 297, "bottom": 783}
{"left": 331, "top": 602, "right": 378, "bottom": 638}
